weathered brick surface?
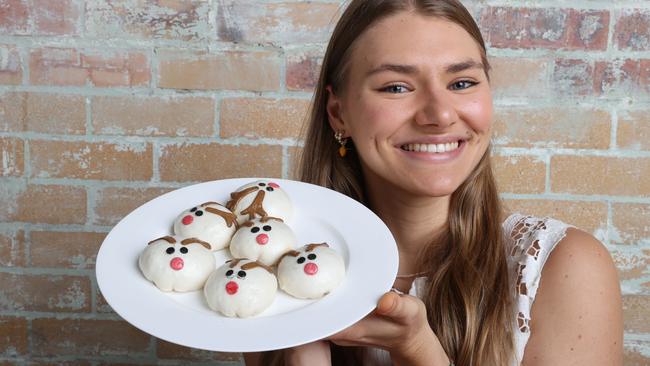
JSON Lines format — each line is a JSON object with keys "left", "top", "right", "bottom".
{"left": 286, "top": 50, "right": 323, "bottom": 91}
{"left": 0, "top": 184, "right": 86, "bottom": 225}
{"left": 30, "top": 231, "right": 106, "bottom": 269}
{"left": 0, "top": 45, "right": 22, "bottom": 85}
{"left": 612, "top": 203, "right": 650, "bottom": 245}
{"left": 93, "top": 187, "right": 173, "bottom": 226}
{"left": 493, "top": 108, "right": 610, "bottom": 149}
{"left": 550, "top": 156, "right": 650, "bottom": 196}
{"left": 0, "top": 272, "right": 91, "bottom": 312}
{"left": 618, "top": 110, "right": 650, "bottom": 151}
{"left": 492, "top": 155, "right": 546, "bottom": 194}
{"left": 502, "top": 199, "right": 607, "bottom": 235}
{"left": 623, "top": 295, "right": 650, "bottom": 333}
{"left": 159, "top": 143, "right": 283, "bottom": 182}
{"left": 0, "top": 230, "right": 25, "bottom": 267}
{"left": 0, "top": 316, "right": 28, "bottom": 357}
{"left": 220, "top": 98, "right": 309, "bottom": 140}
{"left": 489, "top": 57, "right": 549, "bottom": 98}
{"left": 156, "top": 339, "right": 241, "bottom": 362}
{"left": 85, "top": 0, "right": 211, "bottom": 41}
{"left": 158, "top": 50, "right": 281, "bottom": 91}
{"left": 0, "top": 92, "right": 86, "bottom": 134}
{"left": 30, "top": 140, "right": 153, "bottom": 181}
{"left": 615, "top": 9, "right": 650, "bottom": 51}
{"left": 287, "top": 145, "right": 303, "bottom": 180}
{"left": 216, "top": 1, "right": 340, "bottom": 45}
{"left": 30, "top": 47, "right": 150, "bottom": 87}
{"left": 480, "top": 7, "right": 609, "bottom": 50}
{"left": 0, "top": 137, "right": 23, "bottom": 177}
{"left": 92, "top": 95, "right": 215, "bottom": 137}
{"left": 31, "top": 318, "right": 150, "bottom": 357}
{"left": 610, "top": 246, "right": 650, "bottom": 283}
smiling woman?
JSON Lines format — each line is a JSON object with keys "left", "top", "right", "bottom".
{"left": 245, "top": 0, "right": 624, "bottom": 366}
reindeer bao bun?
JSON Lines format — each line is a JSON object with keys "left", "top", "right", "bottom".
{"left": 138, "top": 236, "right": 215, "bottom": 292}
{"left": 173, "top": 202, "right": 237, "bottom": 251}
{"left": 204, "top": 258, "right": 278, "bottom": 318}
{"left": 226, "top": 180, "right": 293, "bottom": 224}
{"left": 277, "top": 243, "right": 346, "bottom": 299}
{"left": 229, "top": 217, "right": 297, "bottom": 267}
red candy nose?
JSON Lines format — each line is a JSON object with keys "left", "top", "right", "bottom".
{"left": 256, "top": 233, "right": 269, "bottom": 245}
{"left": 304, "top": 262, "right": 318, "bottom": 275}
{"left": 225, "top": 281, "right": 238, "bottom": 295}
{"left": 268, "top": 182, "right": 280, "bottom": 188}
{"left": 182, "top": 215, "right": 193, "bottom": 225}
{"left": 170, "top": 257, "right": 184, "bottom": 271}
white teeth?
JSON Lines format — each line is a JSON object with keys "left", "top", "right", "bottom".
{"left": 401, "top": 141, "right": 460, "bottom": 153}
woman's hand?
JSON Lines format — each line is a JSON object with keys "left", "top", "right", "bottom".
{"left": 328, "top": 291, "right": 450, "bottom": 366}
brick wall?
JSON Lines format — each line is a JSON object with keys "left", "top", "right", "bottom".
{"left": 0, "top": 0, "right": 648, "bottom": 364}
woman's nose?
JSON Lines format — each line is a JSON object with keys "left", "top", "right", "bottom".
{"left": 414, "top": 90, "right": 458, "bottom": 128}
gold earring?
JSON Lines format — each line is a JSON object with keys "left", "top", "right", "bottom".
{"left": 334, "top": 130, "right": 348, "bottom": 157}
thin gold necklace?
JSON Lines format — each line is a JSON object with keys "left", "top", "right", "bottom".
{"left": 395, "top": 270, "right": 430, "bottom": 279}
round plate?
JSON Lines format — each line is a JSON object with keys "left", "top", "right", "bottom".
{"left": 96, "top": 178, "right": 398, "bottom": 352}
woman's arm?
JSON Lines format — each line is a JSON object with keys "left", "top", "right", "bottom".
{"left": 521, "top": 228, "right": 624, "bottom": 365}
{"left": 243, "top": 342, "right": 332, "bottom": 366}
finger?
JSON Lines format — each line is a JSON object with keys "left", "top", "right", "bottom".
{"left": 375, "top": 291, "right": 424, "bottom": 324}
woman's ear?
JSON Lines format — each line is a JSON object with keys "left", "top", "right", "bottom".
{"left": 325, "top": 85, "right": 347, "bottom": 134}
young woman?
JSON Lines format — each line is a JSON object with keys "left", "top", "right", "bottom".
{"left": 246, "top": 0, "right": 623, "bottom": 365}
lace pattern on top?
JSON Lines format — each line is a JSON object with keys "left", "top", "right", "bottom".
{"left": 502, "top": 213, "right": 573, "bottom": 365}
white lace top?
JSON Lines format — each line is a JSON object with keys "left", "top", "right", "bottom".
{"left": 365, "top": 213, "right": 572, "bottom": 365}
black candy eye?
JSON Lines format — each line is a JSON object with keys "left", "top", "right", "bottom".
{"left": 190, "top": 207, "right": 197, "bottom": 212}
{"left": 258, "top": 183, "right": 266, "bottom": 186}
{"left": 226, "top": 269, "right": 234, "bottom": 277}
{"left": 180, "top": 247, "right": 188, "bottom": 254}
{"left": 166, "top": 247, "right": 175, "bottom": 254}
{"left": 297, "top": 257, "right": 306, "bottom": 264}
{"left": 238, "top": 270, "right": 247, "bottom": 278}
{"left": 308, "top": 254, "right": 317, "bottom": 260}
{"left": 266, "top": 187, "right": 274, "bottom": 192}
{"left": 263, "top": 225, "right": 272, "bottom": 231}
{"left": 195, "top": 210, "right": 203, "bottom": 216}
{"left": 251, "top": 226, "right": 260, "bottom": 233}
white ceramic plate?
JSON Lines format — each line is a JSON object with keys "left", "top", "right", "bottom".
{"left": 96, "top": 178, "right": 398, "bottom": 352}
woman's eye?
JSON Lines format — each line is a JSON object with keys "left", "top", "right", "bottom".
{"left": 381, "top": 84, "right": 409, "bottom": 94}
{"left": 449, "top": 80, "right": 477, "bottom": 91}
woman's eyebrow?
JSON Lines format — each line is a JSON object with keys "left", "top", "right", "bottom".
{"left": 444, "top": 59, "right": 484, "bottom": 74}
{"left": 365, "top": 63, "right": 418, "bottom": 77}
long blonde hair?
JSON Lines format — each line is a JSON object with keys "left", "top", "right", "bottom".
{"left": 264, "top": 1, "right": 515, "bottom": 364}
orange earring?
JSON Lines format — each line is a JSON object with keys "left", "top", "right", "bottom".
{"left": 334, "top": 130, "right": 348, "bottom": 157}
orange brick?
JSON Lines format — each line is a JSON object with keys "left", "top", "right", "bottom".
{"left": 0, "top": 0, "right": 29, "bottom": 35}
{"left": 156, "top": 339, "right": 241, "bottom": 361}
{"left": 615, "top": 9, "right": 650, "bottom": 51}
{"left": 610, "top": 247, "right": 650, "bottom": 282}
{"left": 30, "top": 231, "right": 106, "bottom": 269}
{"left": 492, "top": 155, "right": 546, "bottom": 194}
{"left": 158, "top": 50, "right": 280, "bottom": 91}
{"left": 220, "top": 98, "right": 309, "bottom": 140}
{"left": 32, "top": 0, "right": 81, "bottom": 36}
{"left": 595, "top": 58, "right": 650, "bottom": 97}
{"left": 31, "top": 318, "right": 150, "bottom": 357}
{"left": 0, "top": 184, "right": 87, "bottom": 224}
{"left": 618, "top": 110, "right": 650, "bottom": 151}
{"left": 0, "top": 230, "right": 25, "bottom": 267}
{"left": 0, "top": 45, "right": 22, "bottom": 85}
{"left": 30, "top": 140, "right": 153, "bottom": 181}
{"left": 159, "top": 143, "right": 282, "bottom": 182}
{"left": 286, "top": 50, "right": 322, "bottom": 91}
{"left": 624, "top": 346, "right": 650, "bottom": 365}
{"left": 86, "top": 0, "right": 209, "bottom": 41}
{"left": 288, "top": 145, "right": 304, "bottom": 180}
{"left": 0, "top": 272, "right": 91, "bottom": 312}
{"left": 0, "top": 316, "right": 28, "bottom": 357}
{"left": 0, "top": 92, "right": 86, "bottom": 134}
{"left": 92, "top": 95, "right": 214, "bottom": 137}
{"left": 623, "top": 295, "right": 650, "bottom": 333}
{"left": 502, "top": 199, "right": 607, "bottom": 235}
{"left": 30, "top": 47, "right": 150, "bottom": 87}
{"left": 0, "top": 137, "right": 23, "bottom": 177}
{"left": 216, "top": 2, "right": 340, "bottom": 45}
{"left": 493, "top": 108, "right": 610, "bottom": 149}
{"left": 552, "top": 58, "right": 595, "bottom": 96}
{"left": 612, "top": 203, "right": 650, "bottom": 245}
{"left": 96, "top": 288, "right": 113, "bottom": 314}
{"left": 94, "top": 187, "right": 173, "bottom": 226}
{"left": 550, "top": 156, "right": 650, "bottom": 196}
{"left": 489, "top": 58, "right": 549, "bottom": 98}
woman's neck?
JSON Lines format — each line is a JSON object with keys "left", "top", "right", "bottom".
{"left": 365, "top": 179, "right": 449, "bottom": 275}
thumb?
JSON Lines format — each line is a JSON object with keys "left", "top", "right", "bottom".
{"left": 376, "top": 291, "right": 422, "bottom": 324}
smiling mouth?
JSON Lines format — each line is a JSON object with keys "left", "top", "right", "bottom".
{"left": 400, "top": 141, "right": 461, "bottom": 153}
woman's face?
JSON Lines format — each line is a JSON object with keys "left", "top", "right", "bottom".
{"left": 327, "top": 12, "right": 493, "bottom": 198}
